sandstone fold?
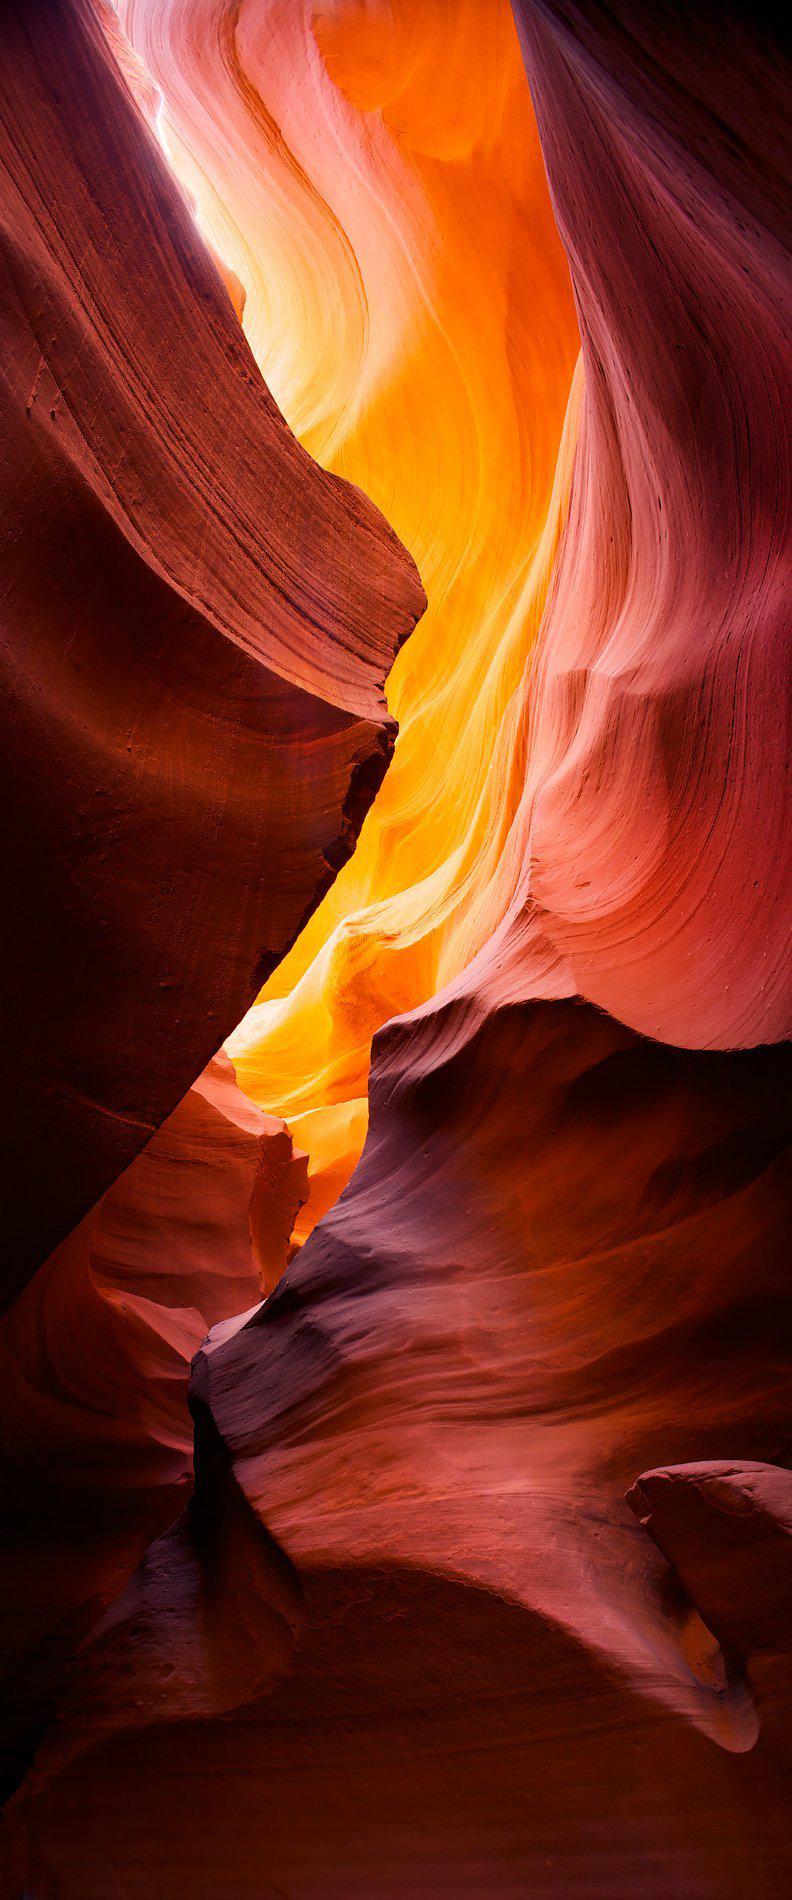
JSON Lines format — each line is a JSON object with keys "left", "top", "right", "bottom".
{"left": 0, "top": 0, "right": 424, "bottom": 1299}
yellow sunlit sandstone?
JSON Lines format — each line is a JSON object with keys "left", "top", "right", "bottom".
{"left": 118, "top": 0, "right": 580, "bottom": 1240}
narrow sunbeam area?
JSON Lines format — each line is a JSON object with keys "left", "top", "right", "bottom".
{"left": 120, "top": 0, "right": 581, "bottom": 1243}
{"left": 1, "top": 1, "right": 789, "bottom": 1894}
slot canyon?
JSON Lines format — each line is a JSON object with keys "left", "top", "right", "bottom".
{"left": 0, "top": 0, "right": 790, "bottom": 1894}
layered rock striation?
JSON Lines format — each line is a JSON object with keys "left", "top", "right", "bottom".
{"left": 0, "top": 0, "right": 423, "bottom": 1299}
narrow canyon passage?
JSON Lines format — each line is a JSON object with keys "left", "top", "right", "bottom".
{"left": 1, "top": 2, "right": 789, "bottom": 1896}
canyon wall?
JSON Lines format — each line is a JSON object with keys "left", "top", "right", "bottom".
{"left": 2, "top": 1, "right": 789, "bottom": 1894}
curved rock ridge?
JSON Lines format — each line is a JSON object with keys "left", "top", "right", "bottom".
{"left": 0, "top": 0, "right": 424, "bottom": 1297}
{"left": 0, "top": 1052, "right": 305, "bottom": 1804}
{"left": 507, "top": 0, "right": 791, "bottom": 1049}
{"left": 9, "top": 1001, "right": 790, "bottom": 1891}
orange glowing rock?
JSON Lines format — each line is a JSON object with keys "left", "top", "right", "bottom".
{"left": 115, "top": 0, "right": 580, "bottom": 1238}
{"left": 121, "top": 0, "right": 791, "bottom": 1245}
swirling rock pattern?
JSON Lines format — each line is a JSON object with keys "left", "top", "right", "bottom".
{"left": 0, "top": 0, "right": 423, "bottom": 1300}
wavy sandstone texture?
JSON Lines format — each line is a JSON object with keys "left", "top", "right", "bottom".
{"left": 0, "top": 0, "right": 423, "bottom": 1300}
{"left": 509, "top": 0, "right": 791, "bottom": 1049}
{"left": 3, "top": 0, "right": 791, "bottom": 1896}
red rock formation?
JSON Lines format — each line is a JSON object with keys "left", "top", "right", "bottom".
{"left": 8, "top": 1002, "right": 789, "bottom": 1891}
{"left": 629, "top": 1460, "right": 792, "bottom": 1750}
{"left": 0, "top": 0, "right": 423, "bottom": 1300}
{"left": 0, "top": 1052, "right": 305, "bottom": 1802}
